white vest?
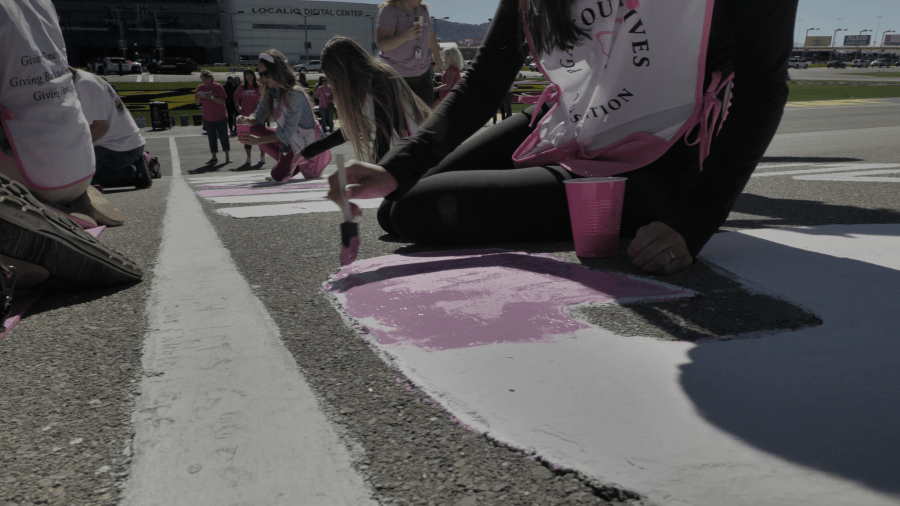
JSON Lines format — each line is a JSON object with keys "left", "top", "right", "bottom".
{"left": 513, "top": 0, "right": 731, "bottom": 177}
{"left": 0, "top": 0, "right": 95, "bottom": 190}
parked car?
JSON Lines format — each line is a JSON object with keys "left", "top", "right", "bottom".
{"left": 293, "top": 60, "right": 321, "bottom": 73}
{"left": 870, "top": 59, "right": 891, "bottom": 68}
{"left": 851, "top": 59, "right": 869, "bottom": 68}
{"left": 788, "top": 58, "right": 810, "bottom": 69}
{"left": 528, "top": 62, "right": 539, "bottom": 71}
{"left": 826, "top": 60, "right": 847, "bottom": 68}
{"left": 88, "top": 57, "right": 141, "bottom": 75}
{"left": 462, "top": 60, "right": 474, "bottom": 72}
{"left": 146, "top": 58, "right": 197, "bottom": 75}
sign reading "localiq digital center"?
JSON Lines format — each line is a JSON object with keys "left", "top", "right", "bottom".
{"left": 219, "top": 0, "right": 379, "bottom": 63}
{"left": 249, "top": 6, "right": 366, "bottom": 17}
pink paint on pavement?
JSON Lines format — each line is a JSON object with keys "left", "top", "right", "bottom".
{"left": 85, "top": 226, "right": 106, "bottom": 238}
{"left": 325, "top": 250, "right": 688, "bottom": 351}
{"left": 197, "top": 186, "right": 328, "bottom": 198}
{"left": 340, "top": 236, "right": 360, "bottom": 267}
{"left": 626, "top": 0, "right": 640, "bottom": 10}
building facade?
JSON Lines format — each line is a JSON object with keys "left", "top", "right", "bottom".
{"left": 56, "top": 1, "right": 225, "bottom": 66}
{"left": 219, "top": 1, "right": 380, "bottom": 64}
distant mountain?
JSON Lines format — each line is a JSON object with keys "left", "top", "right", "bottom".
{"left": 434, "top": 20, "right": 489, "bottom": 43}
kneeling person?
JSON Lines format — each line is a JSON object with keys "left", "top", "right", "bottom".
{"left": 71, "top": 68, "right": 150, "bottom": 189}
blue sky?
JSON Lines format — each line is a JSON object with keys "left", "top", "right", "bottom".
{"left": 331, "top": 0, "right": 899, "bottom": 47}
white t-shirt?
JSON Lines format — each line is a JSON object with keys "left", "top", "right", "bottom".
{"left": 74, "top": 70, "right": 145, "bottom": 152}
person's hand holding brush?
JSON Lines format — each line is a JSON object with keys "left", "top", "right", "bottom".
{"left": 326, "top": 160, "right": 399, "bottom": 218}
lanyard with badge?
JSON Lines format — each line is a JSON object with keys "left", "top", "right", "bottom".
{"left": 400, "top": 4, "right": 424, "bottom": 59}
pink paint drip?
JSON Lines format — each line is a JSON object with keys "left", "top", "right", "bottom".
{"left": 340, "top": 236, "right": 360, "bottom": 266}
{"left": 325, "top": 250, "right": 687, "bottom": 351}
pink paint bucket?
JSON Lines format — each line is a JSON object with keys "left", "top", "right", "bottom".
{"left": 563, "top": 177, "right": 627, "bottom": 258}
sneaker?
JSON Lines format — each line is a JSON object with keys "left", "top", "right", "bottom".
{"left": 206, "top": 155, "right": 218, "bottom": 165}
{"left": 133, "top": 158, "right": 152, "bottom": 189}
{"left": 0, "top": 173, "right": 142, "bottom": 285}
{"left": 245, "top": 155, "right": 251, "bottom": 166}
{"left": 258, "top": 154, "right": 265, "bottom": 165}
{"left": 225, "top": 151, "right": 231, "bottom": 164}
{"left": 69, "top": 186, "right": 126, "bottom": 227}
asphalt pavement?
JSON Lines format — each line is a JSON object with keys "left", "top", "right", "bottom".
{"left": 1, "top": 98, "right": 899, "bottom": 506}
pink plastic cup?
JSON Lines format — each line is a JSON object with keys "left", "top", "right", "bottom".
{"left": 563, "top": 177, "right": 627, "bottom": 258}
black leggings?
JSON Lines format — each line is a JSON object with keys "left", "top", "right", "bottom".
{"left": 379, "top": 105, "right": 703, "bottom": 245}
{"left": 403, "top": 69, "right": 436, "bottom": 109}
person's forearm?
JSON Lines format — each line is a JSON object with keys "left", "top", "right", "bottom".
{"left": 209, "top": 97, "right": 226, "bottom": 105}
{"left": 663, "top": 0, "right": 797, "bottom": 258}
{"left": 89, "top": 122, "right": 108, "bottom": 141}
{"left": 378, "top": 33, "right": 410, "bottom": 52}
{"left": 256, "top": 133, "right": 279, "bottom": 145}
{"left": 429, "top": 33, "right": 444, "bottom": 72}
{"left": 378, "top": 0, "right": 523, "bottom": 198}
{"left": 301, "top": 128, "right": 345, "bottom": 158}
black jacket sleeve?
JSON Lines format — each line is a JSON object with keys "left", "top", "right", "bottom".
{"left": 378, "top": 0, "right": 525, "bottom": 199}
{"left": 663, "top": 0, "right": 797, "bottom": 258}
{"left": 301, "top": 129, "right": 345, "bottom": 159}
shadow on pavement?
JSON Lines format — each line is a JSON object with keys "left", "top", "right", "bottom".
{"left": 728, "top": 194, "right": 900, "bottom": 229}
{"left": 23, "top": 280, "right": 139, "bottom": 319}
{"left": 759, "top": 156, "right": 864, "bottom": 164}
{"left": 683, "top": 235, "right": 900, "bottom": 495}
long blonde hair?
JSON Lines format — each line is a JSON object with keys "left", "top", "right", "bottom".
{"left": 442, "top": 46, "right": 463, "bottom": 70}
{"left": 259, "top": 49, "right": 306, "bottom": 116}
{"left": 321, "top": 36, "right": 431, "bottom": 163}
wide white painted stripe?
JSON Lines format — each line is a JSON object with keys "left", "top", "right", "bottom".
{"left": 148, "top": 74, "right": 154, "bottom": 82}
{"left": 218, "top": 199, "right": 382, "bottom": 218}
{"left": 208, "top": 190, "right": 329, "bottom": 204}
{"left": 751, "top": 163, "right": 900, "bottom": 177}
{"left": 125, "top": 137, "right": 375, "bottom": 506}
{"left": 774, "top": 125, "right": 900, "bottom": 139}
{"left": 794, "top": 168, "right": 900, "bottom": 182}
{"left": 135, "top": 73, "right": 143, "bottom": 83}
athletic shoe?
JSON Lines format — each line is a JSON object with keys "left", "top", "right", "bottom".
{"left": 244, "top": 155, "right": 251, "bottom": 166}
{"left": 133, "top": 158, "right": 152, "bottom": 189}
{"left": 258, "top": 154, "right": 265, "bottom": 165}
{"left": 225, "top": 151, "right": 231, "bottom": 164}
{"left": 69, "top": 186, "right": 126, "bottom": 227}
{"left": 206, "top": 156, "right": 218, "bottom": 165}
{"left": 0, "top": 173, "right": 142, "bottom": 285}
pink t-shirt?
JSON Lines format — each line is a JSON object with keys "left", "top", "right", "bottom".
{"left": 234, "top": 85, "right": 262, "bottom": 116}
{"left": 197, "top": 82, "right": 227, "bottom": 122}
{"left": 315, "top": 86, "right": 334, "bottom": 109}
{"left": 438, "top": 66, "right": 461, "bottom": 101}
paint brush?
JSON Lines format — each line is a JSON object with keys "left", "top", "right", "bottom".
{"left": 336, "top": 154, "right": 359, "bottom": 266}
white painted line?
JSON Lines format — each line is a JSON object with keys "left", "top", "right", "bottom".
{"left": 135, "top": 73, "right": 143, "bottom": 83}
{"left": 784, "top": 102, "right": 900, "bottom": 112}
{"left": 794, "top": 168, "right": 900, "bottom": 182}
{"left": 125, "top": 137, "right": 375, "bottom": 506}
{"left": 148, "top": 74, "right": 154, "bottom": 83}
{"left": 774, "top": 125, "right": 900, "bottom": 139}
{"left": 752, "top": 163, "right": 900, "bottom": 178}
{"left": 208, "top": 190, "right": 329, "bottom": 204}
{"left": 218, "top": 199, "right": 382, "bottom": 218}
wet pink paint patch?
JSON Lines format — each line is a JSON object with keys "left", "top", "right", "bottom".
{"left": 325, "top": 250, "right": 689, "bottom": 351}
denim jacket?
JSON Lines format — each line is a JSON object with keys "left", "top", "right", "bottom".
{"left": 252, "top": 87, "right": 316, "bottom": 147}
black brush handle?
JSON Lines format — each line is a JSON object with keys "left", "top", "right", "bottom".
{"left": 341, "top": 221, "right": 358, "bottom": 247}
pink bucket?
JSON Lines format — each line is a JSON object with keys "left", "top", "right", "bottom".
{"left": 563, "top": 177, "right": 627, "bottom": 258}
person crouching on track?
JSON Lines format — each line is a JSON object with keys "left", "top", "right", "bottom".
{"left": 236, "top": 50, "right": 320, "bottom": 182}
